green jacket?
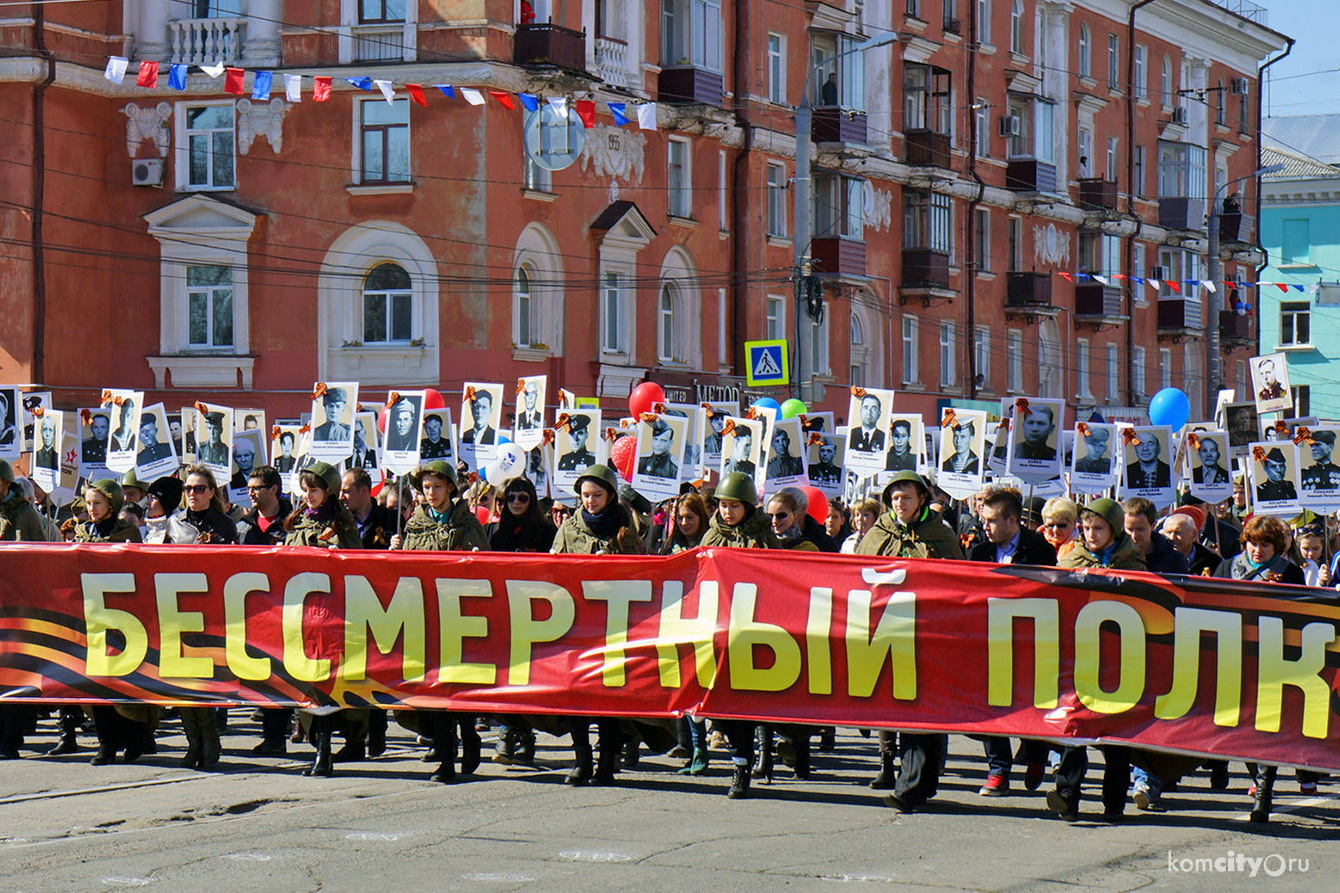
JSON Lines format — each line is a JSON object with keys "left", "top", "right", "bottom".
{"left": 74, "top": 517, "right": 142, "bottom": 544}
{"left": 855, "top": 508, "right": 964, "bottom": 560}
{"left": 1057, "top": 535, "right": 1146, "bottom": 571}
{"left": 699, "top": 507, "right": 781, "bottom": 549}
{"left": 400, "top": 500, "right": 489, "bottom": 552}
{"left": 283, "top": 508, "right": 362, "bottom": 549}
{"left": 0, "top": 491, "right": 48, "bottom": 542}
{"left": 551, "top": 505, "right": 644, "bottom": 555}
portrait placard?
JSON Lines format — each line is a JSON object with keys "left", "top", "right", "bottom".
{"left": 1069, "top": 423, "right": 1120, "bottom": 493}
{"left": 460, "top": 382, "right": 504, "bottom": 466}
{"left": 1249, "top": 353, "right": 1292, "bottom": 415}
{"left": 701, "top": 401, "right": 737, "bottom": 473}
{"left": 513, "top": 375, "right": 547, "bottom": 449}
{"left": 1006, "top": 398, "right": 1066, "bottom": 482}
{"left": 764, "top": 417, "right": 807, "bottom": 490}
{"left": 526, "top": 443, "right": 552, "bottom": 499}
{"left": 30, "top": 408, "right": 62, "bottom": 492}
{"left": 1296, "top": 427, "right": 1340, "bottom": 509}
{"left": 1185, "top": 429, "right": 1232, "bottom": 504}
{"left": 552, "top": 410, "right": 603, "bottom": 493}
{"left": 883, "top": 414, "right": 922, "bottom": 473}
{"left": 632, "top": 413, "right": 689, "bottom": 501}
{"left": 229, "top": 429, "right": 265, "bottom": 503}
{"left": 194, "top": 403, "right": 234, "bottom": 482}
{"left": 844, "top": 388, "right": 895, "bottom": 473}
{"left": 0, "top": 386, "right": 20, "bottom": 461}
{"left": 662, "top": 402, "right": 706, "bottom": 481}
{"left": 79, "top": 407, "right": 112, "bottom": 478}
{"left": 235, "top": 410, "right": 266, "bottom": 435}
{"left": 1248, "top": 441, "right": 1301, "bottom": 516}
{"left": 720, "top": 416, "right": 765, "bottom": 492}
{"left": 1119, "top": 426, "right": 1177, "bottom": 508}
{"left": 1222, "top": 402, "right": 1259, "bottom": 460}
{"left": 20, "top": 391, "right": 51, "bottom": 453}
{"left": 936, "top": 408, "right": 987, "bottom": 498}
{"left": 381, "top": 392, "right": 425, "bottom": 475}
{"left": 807, "top": 429, "right": 845, "bottom": 498}
{"left": 419, "top": 408, "right": 455, "bottom": 464}
{"left": 349, "top": 411, "right": 379, "bottom": 471}
{"left": 179, "top": 406, "right": 198, "bottom": 464}
{"left": 272, "top": 425, "right": 303, "bottom": 476}
{"left": 102, "top": 388, "right": 144, "bottom": 474}
{"left": 308, "top": 382, "right": 359, "bottom": 462}
{"left": 135, "top": 403, "right": 179, "bottom": 482}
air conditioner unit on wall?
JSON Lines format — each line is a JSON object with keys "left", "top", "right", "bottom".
{"left": 131, "top": 158, "right": 164, "bottom": 187}
{"left": 998, "top": 115, "right": 1021, "bottom": 137}
{"left": 1170, "top": 107, "right": 1189, "bottom": 125}
{"left": 1230, "top": 77, "right": 1250, "bottom": 95}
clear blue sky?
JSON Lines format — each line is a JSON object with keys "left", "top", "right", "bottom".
{"left": 1259, "top": 0, "right": 1340, "bottom": 117}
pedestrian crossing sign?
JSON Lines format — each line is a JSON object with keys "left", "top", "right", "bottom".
{"left": 745, "top": 339, "right": 790, "bottom": 387}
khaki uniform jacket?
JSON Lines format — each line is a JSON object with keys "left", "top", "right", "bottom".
{"left": 283, "top": 508, "right": 362, "bottom": 549}
{"left": 399, "top": 501, "right": 489, "bottom": 552}
{"left": 699, "top": 508, "right": 781, "bottom": 550}
{"left": 1, "top": 492, "right": 49, "bottom": 542}
{"left": 855, "top": 508, "right": 964, "bottom": 560}
{"left": 1057, "top": 536, "right": 1146, "bottom": 571}
{"left": 74, "top": 517, "right": 143, "bottom": 543}
{"left": 551, "top": 505, "right": 645, "bottom": 555}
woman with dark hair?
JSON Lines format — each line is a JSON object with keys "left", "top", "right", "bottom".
{"left": 180, "top": 465, "right": 238, "bottom": 545}
{"left": 284, "top": 461, "right": 361, "bottom": 777}
{"left": 661, "top": 492, "right": 710, "bottom": 554}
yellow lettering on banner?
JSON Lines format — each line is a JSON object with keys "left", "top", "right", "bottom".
{"left": 282, "top": 573, "right": 332, "bottom": 682}
{"left": 1153, "top": 607, "right": 1242, "bottom": 726}
{"left": 223, "top": 572, "right": 272, "bottom": 681}
{"left": 583, "top": 580, "right": 653, "bottom": 687}
{"left": 506, "top": 580, "right": 575, "bottom": 686}
{"left": 844, "top": 589, "right": 917, "bottom": 700}
{"left": 986, "top": 598, "right": 1060, "bottom": 709}
{"left": 1073, "top": 601, "right": 1146, "bottom": 714}
{"left": 727, "top": 583, "right": 801, "bottom": 692}
{"left": 436, "top": 579, "right": 495, "bottom": 685}
{"left": 343, "top": 576, "right": 426, "bottom": 683}
{"left": 806, "top": 587, "right": 833, "bottom": 696}
{"left": 82, "top": 573, "right": 148, "bottom": 677}
{"left": 654, "top": 581, "right": 718, "bottom": 688}
{"left": 1255, "top": 617, "right": 1335, "bottom": 739}
{"left": 154, "top": 573, "right": 213, "bottom": 679}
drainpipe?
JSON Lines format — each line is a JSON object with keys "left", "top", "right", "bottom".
{"left": 1123, "top": 0, "right": 1156, "bottom": 406}
{"left": 32, "top": 2, "right": 56, "bottom": 385}
{"left": 965, "top": 0, "right": 983, "bottom": 399}
{"left": 730, "top": 0, "right": 752, "bottom": 379}
{"left": 1253, "top": 38, "right": 1293, "bottom": 356}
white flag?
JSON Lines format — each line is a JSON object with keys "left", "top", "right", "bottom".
{"left": 1147, "top": 279, "right": 1161, "bottom": 291}
{"left": 285, "top": 74, "right": 303, "bottom": 102}
{"left": 1093, "top": 275, "right": 1110, "bottom": 286}
{"left": 637, "top": 102, "right": 658, "bottom": 130}
{"left": 547, "top": 97, "right": 568, "bottom": 119}
{"left": 461, "top": 88, "right": 485, "bottom": 106}
{"left": 374, "top": 79, "right": 395, "bottom": 103}
{"left": 104, "top": 56, "right": 128, "bottom": 85}
{"left": 200, "top": 61, "right": 225, "bottom": 78}
{"left": 1201, "top": 279, "right": 1216, "bottom": 294}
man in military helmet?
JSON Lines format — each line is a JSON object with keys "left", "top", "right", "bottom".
{"left": 1301, "top": 431, "right": 1340, "bottom": 491}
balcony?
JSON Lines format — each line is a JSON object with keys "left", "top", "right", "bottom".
{"left": 904, "top": 129, "right": 952, "bottom": 169}
{"left": 514, "top": 23, "right": 586, "bottom": 72}
{"left": 1074, "top": 282, "right": 1124, "bottom": 327}
{"left": 350, "top": 24, "right": 408, "bottom": 62}
{"left": 659, "top": 66, "right": 724, "bottom": 105}
{"left": 811, "top": 236, "right": 866, "bottom": 280}
{"left": 813, "top": 107, "right": 868, "bottom": 146}
{"left": 595, "top": 35, "right": 628, "bottom": 88}
{"left": 1078, "top": 178, "right": 1119, "bottom": 211}
{"left": 169, "top": 17, "right": 245, "bottom": 65}
{"left": 1218, "top": 210, "right": 1254, "bottom": 245}
{"left": 1158, "top": 196, "right": 1207, "bottom": 232}
{"left": 1006, "top": 158, "right": 1058, "bottom": 193}
{"left": 898, "top": 248, "right": 956, "bottom": 305}
{"left": 943, "top": 17, "right": 963, "bottom": 35}
{"left": 1158, "top": 298, "right": 1204, "bottom": 339}
{"left": 1005, "top": 272, "right": 1060, "bottom": 319}
{"left": 1220, "top": 310, "right": 1253, "bottom": 346}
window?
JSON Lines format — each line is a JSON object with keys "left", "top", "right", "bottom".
{"left": 1161, "top": 56, "right": 1173, "bottom": 106}
{"left": 603, "top": 270, "right": 626, "bottom": 353}
{"left": 1292, "top": 385, "right": 1311, "bottom": 416}
{"left": 907, "top": 0, "right": 922, "bottom": 19}
{"left": 659, "top": 245, "right": 704, "bottom": 369}
{"left": 1076, "top": 338, "right": 1091, "bottom": 398}
{"left": 939, "top": 320, "right": 956, "bottom": 387}
{"left": 974, "top": 208, "right": 990, "bottom": 272}
{"left": 1133, "top": 346, "right": 1147, "bottom": 398}
{"left": 1280, "top": 301, "right": 1311, "bottom": 346}
{"left": 1106, "top": 136, "right": 1119, "bottom": 180}
{"left": 1078, "top": 231, "right": 1120, "bottom": 276}
{"left": 1158, "top": 140, "right": 1207, "bottom": 199}
{"left": 810, "top": 313, "right": 830, "bottom": 376}
{"left": 976, "top": 0, "right": 991, "bottom": 45}
{"left": 766, "top": 294, "right": 785, "bottom": 340}
{"left": 1133, "top": 45, "right": 1147, "bottom": 100}
{"left": 767, "top": 162, "right": 787, "bottom": 237}
{"left": 1281, "top": 219, "right": 1311, "bottom": 264}
{"left": 718, "top": 150, "right": 727, "bottom": 230}
{"left": 814, "top": 173, "right": 864, "bottom": 239}
{"left": 515, "top": 264, "right": 536, "bottom": 348}
{"left": 362, "top": 262, "right": 412, "bottom": 344}
{"left": 512, "top": 222, "right": 564, "bottom": 358}
{"left": 1078, "top": 127, "right": 1092, "bottom": 177}
{"left": 850, "top": 312, "right": 866, "bottom": 388}
{"left": 812, "top": 32, "right": 868, "bottom": 111}
{"left": 1238, "top": 91, "right": 1249, "bottom": 133}
{"left": 1133, "top": 145, "right": 1146, "bottom": 197}
{"left": 1107, "top": 34, "right": 1119, "bottom": 90}
{"left": 345, "top": 0, "right": 415, "bottom": 62}
{"left": 1106, "top": 342, "right": 1119, "bottom": 401}
{"left": 658, "top": 283, "right": 679, "bottom": 362}
{"left": 668, "top": 137, "right": 691, "bottom": 218}
{"left": 1216, "top": 79, "right": 1226, "bottom": 126}
{"left": 974, "top": 325, "right": 990, "bottom": 385}
{"left": 767, "top": 33, "right": 785, "bottom": 103}
{"left": 180, "top": 103, "right": 235, "bottom": 191}
{"left": 1006, "top": 329, "right": 1022, "bottom": 392}
{"left": 974, "top": 98, "right": 990, "bottom": 157}
{"left": 358, "top": 98, "right": 410, "bottom": 184}
{"left": 187, "top": 264, "right": 234, "bottom": 348}
{"left": 1008, "top": 216, "right": 1022, "bottom": 269}
{"left": 1009, "top": 0, "right": 1024, "bottom": 54}
{"left": 661, "top": 0, "right": 722, "bottom": 72}
{"left": 904, "top": 64, "right": 953, "bottom": 133}
{"left": 1158, "top": 347, "right": 1172, "bottom": 390}
{"left": 903, "top": 190, "right": 952, "bottom": 252}
{"left": 902, "top": 316, "right": 919, "bottom": 385}
{"left": 1078, "top": 23, "right": 1090, "bottom": 77}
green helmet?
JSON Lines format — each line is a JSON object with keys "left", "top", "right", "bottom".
{"left": 408, "top": 459, "right": 457, "bottom": 494}
{"left": 575, "top": 464, "right": 620, "bottom": 498}
{"left": 304, "top": 460, "right": 342, "bottom": 496}
{"left": 121, "top": 468, "right": 146, "bottom": 492}
{"left": 0, "top": 458, "right": 14, "bottom": 485}
{"left": 714, "top": 471, "right": 758, "bottom": 505}
{"left": 87, "top": 478, "right": 125, "bottom": 517}
{"left": 1084, "top": 497, "right": 1124, "bottom": 533}
{"left": 881, "top": 469, "right": 930, "bottom": 507}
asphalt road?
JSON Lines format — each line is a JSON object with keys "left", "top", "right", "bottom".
{"left": 3, "top": 714, "right": 1335, "bottom": 892}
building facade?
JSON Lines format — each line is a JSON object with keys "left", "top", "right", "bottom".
{"left": 0, "top": 0, "right": 1287, "bottom": 428}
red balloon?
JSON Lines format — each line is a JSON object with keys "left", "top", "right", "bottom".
{"left": 377, "top": 405, "right": 389, "bottom": 436}
{"left": 423, "top": 388, "right": 446, "bottom": 410}
{"left": 801, "top": 485, "right": 828, "bottom": 525}
{"left": 610, "top": 434, "right": 638, "bottom": 482}
{"left": 628, "top": 381, "right": 665, "bottom": 419}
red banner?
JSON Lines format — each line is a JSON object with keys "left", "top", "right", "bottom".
{"left": 2, "top": 545, "right": 1338, "bottom": 770}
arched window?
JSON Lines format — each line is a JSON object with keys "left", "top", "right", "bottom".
{"left": 516, "top": 264, "right": 535, "bottom": 347}
{"left": 658, "top": 282, "right": 679, "bottom": 362}
{"left": 362, "top": 262, "right": 412, "bottom": 343}
{"left": 1161, "top": 56, "right": 1173, "bottom": 106}
{"left": 656, "top": 247, "right": 701, "bottom": 368}
{"left": 1078, "top": 24, "right": 1090, "bottom": 77}
{"left": 1010, "top": 0, "right": 1024, "bottom": 54}
{"left": 513, "top": 222, "right": 565, "bottom": 356}
{"left": 849, "top": 311, "right": 866, "bottom": 387}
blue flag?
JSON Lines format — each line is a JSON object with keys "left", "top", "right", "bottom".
{"left": 168, "top": 63, "right": 187, "bottom": 90}
{"left": 433, "top": 83, "right": 455, "bottom": 99}
{"left": 519, "top": 93, "right": 539, "bottom": 112}
{"left": 346, "top": 76, "right": 373, "bottom": 91}
{"left": 608, "top": 102, "right": 630, "bottom": 126}
{"left": 252, "top": 70, "right": 273, "bottom": 101}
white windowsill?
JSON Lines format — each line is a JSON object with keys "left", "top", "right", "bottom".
{"left": 147, "top": 354, "right": 255, "bottom": 389}
{"left": 347, "top": 182, "right": 415, "bottom": 196}
{"left": 523, "top": 189, "right": 558, "bottom": 203}
{"left": 1276, "top": 343, "right": 1315, "bottom": 353}
{"left": 513, "top": 346, "right": 553, "bottom": 362}
{"left": 667, "top": 214, "right": 697, "bottom": 228}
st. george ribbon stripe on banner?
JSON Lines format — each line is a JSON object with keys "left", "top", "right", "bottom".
{"left": 2, "top": 544, "right": 1338, "bottom": 771}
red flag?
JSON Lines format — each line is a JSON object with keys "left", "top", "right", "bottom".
{"left": 1166, "top": 280, "right": 1180, "bottom": 294}
{"left": 406, "top": 83, "right": 427, "bottom": 107}
{"left": 225, "top": 67, "right": 245, "bottom": 96}
{"left": 313, "top": 76, "right": 332, "bottom": 102}
{"left": 1058, "top": 271, "right": 1073, "bottom": 282}
{"left": 575, "top": 99, "right": 596, "bottom": 129}
{"left": 136, "top": 61, "right": 159, "bottom": 89}
{"left": 489, "top": 90, "right": 515, "bottom": 110}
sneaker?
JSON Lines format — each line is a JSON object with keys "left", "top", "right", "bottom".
{"left": 1132, "top": 783, "right": 1152, "bottom": 810}
{"left": 979, "top": 773, "right": 1009, "bottom": 796}
{"left": 1300, "top": 781, "right": 1319, "bottom": 796}
{"left": 1046, "top": 790, "right": 1079, "bottom": 822}
{"left": 1023, "top": 761, "right": 1045, "bottom": 792}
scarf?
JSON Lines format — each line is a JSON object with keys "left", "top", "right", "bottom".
{"left": 777, "top": 525, "right": 804, "bottom": 544}
{"left": 582, "top": 505, "right": 622, "bottom": 540}
{"left": 303, "top": 500, "right": 338, "bottom": 523}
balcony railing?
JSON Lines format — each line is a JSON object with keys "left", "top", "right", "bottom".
{"left": 1078, "top": 178, "right": 1119, "bottom": 211}
{"left": 813, "top": 107, "right": 868, "bottom": 146}
{"left": 514, "top": 23, "right": 586, "bottom": 71}
{"left": 1075, "top": 282, "right": 1122, "bottom": 319}
{"left": 170, "top": 17, "right": 245, "bottom": 66}
{"left": 1158, "top": 196, "right": 1207, "bottom": 232}
{"left": 352, "top": 24, "right": 407, "bottom": 62}
{"left": 1006, "top": 271, "right": 1053, "bottom": 307}
{"left": 812, "top": 236, "right": 867, "bottom": 279}
{"left": 1006, "top": 158, "right": 1058, "bottom": 193}
{"left": 1220, "top": 310, "right": 1253, "bottom": 345}
{"left": 904, "top": 129, "right": 952, "bottom": 168}
{"left": 901, "top": 248, "right": 951, "bottom": 289}
{"left": 595, "top": 35, "right": 628, "bottom": 88}
{"left": 659, "top": 66, "right": 724, "bottom": 105}
{"left": 1158, "top": 297, "right": 1203, "bottom": 332}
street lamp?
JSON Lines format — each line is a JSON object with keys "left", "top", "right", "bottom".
{"left": 1205, "top": 163, "right": 1283, "bottom": 409}
{"left": 793, "top": 30, "right": 898, "bottom": 402}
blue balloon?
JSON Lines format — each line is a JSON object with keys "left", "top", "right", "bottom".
{"left": 1148, "top": 387, "right": 1190, "bottom": 431}
{"left": 498, "top": 435, "right": 512, "bottom": 445}
{"left": 752, "top": 397, "right": 781, "bottom": 412}
{"left": 478, "top": 465, "right": 488, "bottom": 482}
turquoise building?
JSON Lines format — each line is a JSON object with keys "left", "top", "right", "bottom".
{"left": 1258, "top": 117, "right": 1340, "bottom": 420}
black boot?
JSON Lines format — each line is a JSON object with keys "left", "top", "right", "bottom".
{"left": 179, "top": 708, "right": 202, "bottom": 769}
{"left": 751, "top": 736, "right": 773, "bottom": 781}
{"left": 792, "top": 738, "right": 811, "bottom": 780}
{"left": 1250, "top": 765, "right": 1276, "bottom": 823}
{"left": 459, "top": 715, "right": 481, "bottom": 775}
{"left": 197, "top": 707, "right": 221, "bottom": 769}
{"left": 517, "top": 728, "right": 536, "bottom": 767}
{"left": 870, "top": 751, "right": 897, "bottom": 789}
{"left": 819, "top": 726, "right": 836, "bottom": 752}
{"left": 303, "top": 719, "right": 333, "bottom": 777}
{"left": 50, "top": 708, "right": 81, "bottom": 755}
{"left": 567, "top": 717, "right": 593, "bottom": 785}
{"left": 367, "top": 710, "right": 387, "bottom": 758}
{"left": 592, "top": 720, "right": 619, "bottom": 785}
{"left": 728, "top": 763, "right": 751, "bottom": 799}
{"left": 493, "top": 727, "right": 518, "bottom": 765}
{"left": 429, "top": 715, "right": 457, "bottom": 783}
{"left": 623, "top": 735, "right": 640, "bottom": 769}
{"left": 89, "top": 706, "right": 121, "bottom": 766}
